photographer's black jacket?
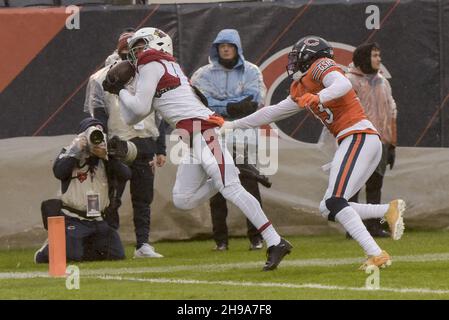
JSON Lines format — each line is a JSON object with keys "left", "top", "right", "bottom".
{"left": 53, "top": 151, "right": 131, "bottom": 194}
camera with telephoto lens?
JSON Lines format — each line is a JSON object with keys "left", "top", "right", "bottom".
{"left": 86, "top": 126, "right": 105, "bottom": 146}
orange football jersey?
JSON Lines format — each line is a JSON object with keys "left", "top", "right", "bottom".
{"left": 290, "top": 58, "right": 377, "bottom": 140}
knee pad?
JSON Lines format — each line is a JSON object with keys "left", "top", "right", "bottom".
{"left": 324, "top": 197, "right": 349, "bottom": 222}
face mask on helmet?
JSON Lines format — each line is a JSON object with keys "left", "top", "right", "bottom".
{"left": 128, "top": 38, "right": 151, "bottom": 65}
{"left": 286, "top": 50, "right": 313, "bottom": 76}
{"left": 286, "top": 36, "right": 334, "bottom": 78}
{"left": 127, "top": 28, "right": 173, "bottom": 65}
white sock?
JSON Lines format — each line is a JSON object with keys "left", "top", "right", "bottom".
{"left": 349, "top": 202, "right": 389, "bottom": 220}
{"left": 261, "top": 225, "right": 281, "bottom": 247}
{"left": 335, "top": 206, "right": 382, "bottom": 256}
{"left": 221, "top": 183, "right": 280, "bottom": 247}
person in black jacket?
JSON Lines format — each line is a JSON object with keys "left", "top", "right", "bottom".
{"left": 34, "top": 118, "right": 129, "bottom": 263}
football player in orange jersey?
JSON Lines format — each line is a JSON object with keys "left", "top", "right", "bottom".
{"left": 220, "top": 36, "right": 406, "bottom": 270}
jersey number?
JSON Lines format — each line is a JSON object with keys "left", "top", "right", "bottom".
{"left": 161, "top": 60, "right": 189, "bottom": 85}
{"left": 317, "top": 103, "right": 334, "bottom": 125}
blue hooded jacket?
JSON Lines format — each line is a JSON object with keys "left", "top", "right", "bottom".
{"left": 191, "top": 29, "right": 266, "bottom": 118}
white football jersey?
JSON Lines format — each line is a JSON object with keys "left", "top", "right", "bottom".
{"left": 119, "top": 49, "right": 213, "bottom": 128}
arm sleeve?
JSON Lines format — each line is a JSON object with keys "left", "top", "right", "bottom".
{"left": 233, "top": 96, "right": 301, "bottom": 129}
{"left": 318, "top": 71, "right": 353, "bottom": 103}
{"left": 346, "top": 73, "right": 360, "bottom": 94}
{"left": 118, "top": 62, "right": 164, "bottom": 125}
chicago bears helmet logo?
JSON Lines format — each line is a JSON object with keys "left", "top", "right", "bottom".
{"left": 304, "top": 38, "right": 320, "bottom": 46}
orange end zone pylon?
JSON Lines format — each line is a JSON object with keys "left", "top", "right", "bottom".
{"left": 47, "top": 216, "right": 66, "bottom": 277}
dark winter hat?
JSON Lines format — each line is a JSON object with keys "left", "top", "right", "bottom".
{"left": 78, "top": 118, "right": 105, "bottom": 134}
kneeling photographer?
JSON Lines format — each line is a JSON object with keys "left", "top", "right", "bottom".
{"left": 35, "top": 118, "right": 130, "bottom": 263}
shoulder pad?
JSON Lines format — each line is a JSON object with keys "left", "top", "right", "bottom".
{"left": 137, "top": 49, "right": 176, "bottom": 66}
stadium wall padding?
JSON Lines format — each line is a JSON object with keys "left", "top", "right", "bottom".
{"left": 0, "top": 0, "right": 448, "bottom": 147}
{"left": 1, "top": 136, "right": 449, "bottom": 248}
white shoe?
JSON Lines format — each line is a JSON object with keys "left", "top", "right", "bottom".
{"left": 34, "top": 239, "right": 48, "bottom": 264}
{"left": 133, "top": 243, "right": 163, "bottom": 258}
{"left": 381, "top": 199, "right": 406, "bottom": 240}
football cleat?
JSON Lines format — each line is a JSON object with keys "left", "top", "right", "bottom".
{"left": 381, "top": 199, "right": 406, "bottom": 240}
{"left": 262, "top": 238, "right": 292, "bottom": 271}
{"left": 34, "top": 239, "right": 49, "bottom": 264}
{"left": 359, "top": 250, "right": 392, "bottom": 270}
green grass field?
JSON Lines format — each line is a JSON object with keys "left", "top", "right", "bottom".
{"left": 1, "top": 231, "right": 449, "bottom": 300}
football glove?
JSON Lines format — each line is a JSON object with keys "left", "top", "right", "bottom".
{"left": 298, "top": 93, "right": 320, "bottom": 108}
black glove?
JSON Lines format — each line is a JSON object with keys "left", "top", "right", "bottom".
{"left": 237, "top": 163, "right": 272, "bottom": 188}
{"left": 387, "top": 145, "right": 396, "bottom": 169}
{"left": 102, "top": 74, "right": 124, "bottom": 95}
{"left": 107, "top": 136, "right": 128, "bottom": 160}
{"left": 226, "top": 96, "right": 258, "bottom": 119}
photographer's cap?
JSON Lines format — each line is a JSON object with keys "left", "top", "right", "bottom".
{"left": 78, "top": 118, "right": 105, "bottom": 134}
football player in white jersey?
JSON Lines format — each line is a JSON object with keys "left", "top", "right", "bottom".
{"left": 104, "top": 27, "right": 292, "bottom": 271}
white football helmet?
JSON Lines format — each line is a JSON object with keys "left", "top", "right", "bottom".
{"left": 127, "top": 27, "right": 173, "bottom": 64}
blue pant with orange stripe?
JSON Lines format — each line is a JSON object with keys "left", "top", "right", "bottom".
{"left": 320, "top": 133, "right": 382, "bottom": 221}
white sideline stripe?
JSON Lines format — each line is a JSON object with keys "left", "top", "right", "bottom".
{"left": 79, "top": 252, "right": 449, "bottom": 275}
{"left": 96, "top": 275, "right": 449, "bottom": 295}
{"left": 0, "top": 271, "right": 48, "bottom": 279}
{"left": 2, "top": 252, "right": 449, "bottom": 280}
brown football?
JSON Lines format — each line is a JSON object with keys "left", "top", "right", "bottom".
{"left": 106, "top": 60, "right": 136, "bottom": 85}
